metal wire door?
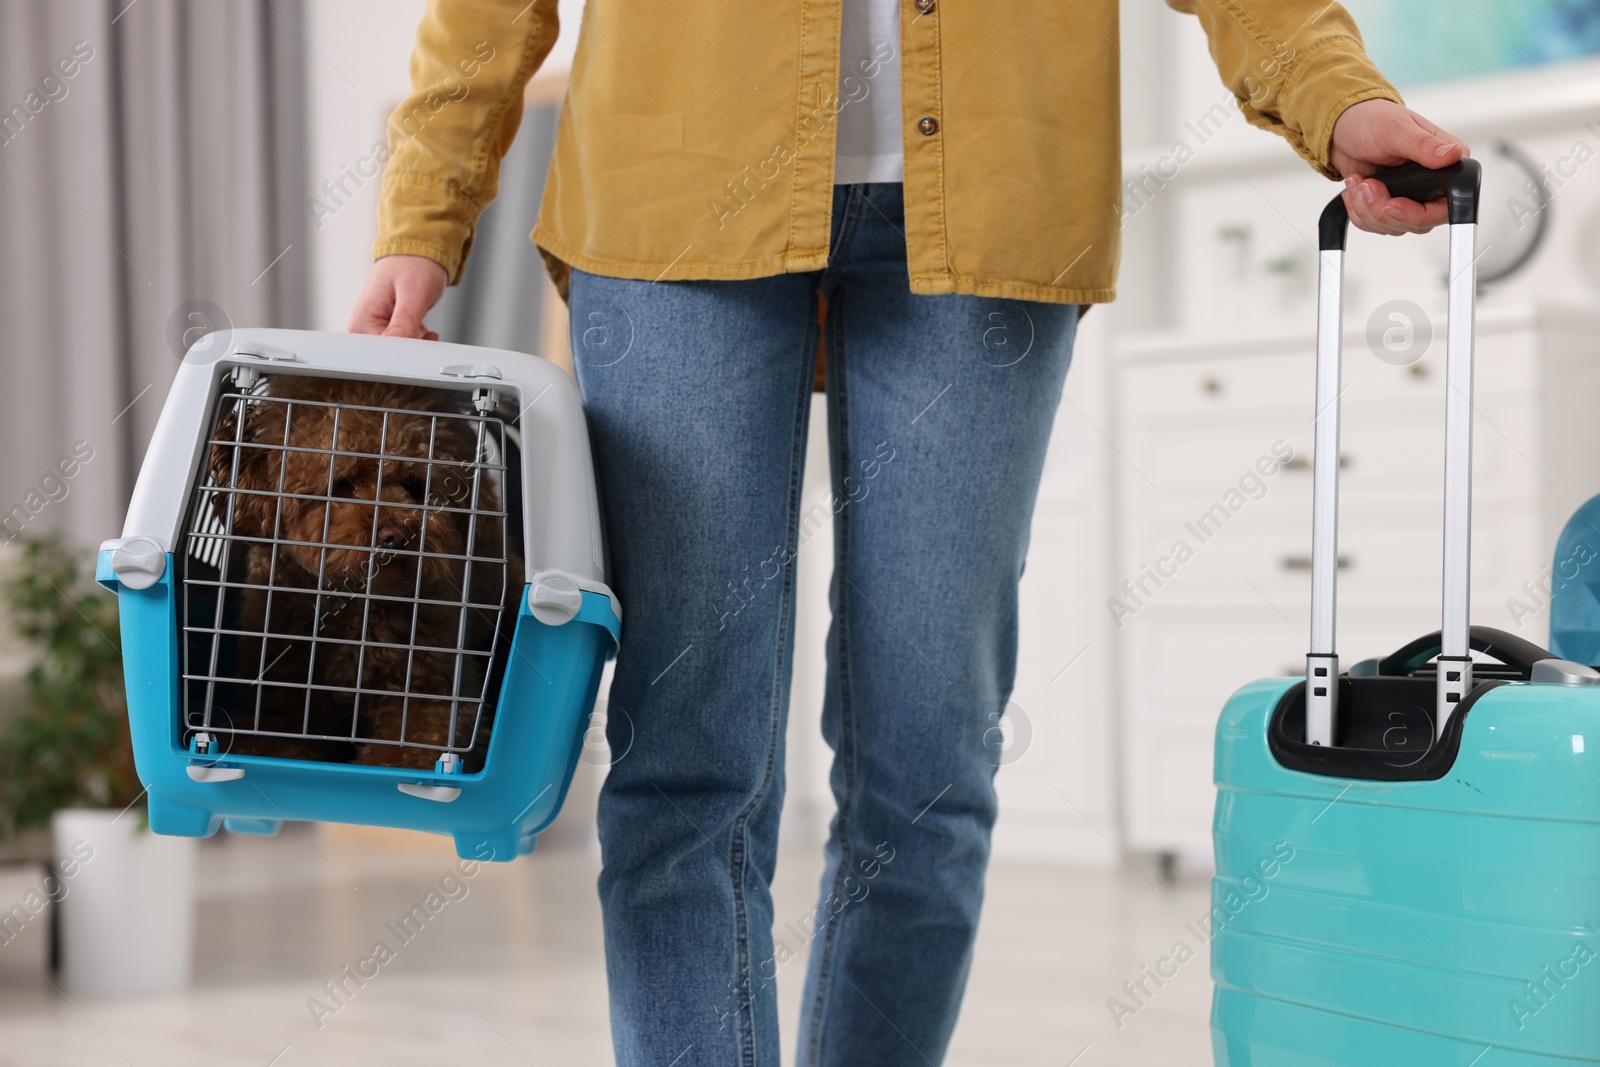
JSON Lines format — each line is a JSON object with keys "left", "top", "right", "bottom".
{"left": 178, "top": 372, "right": 517, "bottom": 770}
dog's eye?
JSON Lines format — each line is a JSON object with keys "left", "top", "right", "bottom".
{"left": 332, "top": 475, "right": 358, "bottom": 497}
{"left": 401, "top": 475, "right": 429, "bottom": 501}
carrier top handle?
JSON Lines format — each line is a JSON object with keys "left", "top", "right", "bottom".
{"left": 1306, "top": 158, "right": 1482, "bottom": 746}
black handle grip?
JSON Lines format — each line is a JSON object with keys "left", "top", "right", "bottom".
{"left": 1376, "top": 624, "right": 1551, "bottom": 680}
{"left": 1318, "top": 157, "right": 1481, "bottom": 251}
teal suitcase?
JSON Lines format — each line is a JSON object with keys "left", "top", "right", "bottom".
{"left": 1211, "top": 160, "right": 1600, "bottom": 1065}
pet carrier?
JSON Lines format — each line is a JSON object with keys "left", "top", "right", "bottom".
{"left": 97, "top": 329, "right": 619, "bottom": 861}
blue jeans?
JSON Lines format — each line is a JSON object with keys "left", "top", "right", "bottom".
{"left": 568, "top": 182, "right": 1079, "bottom": 1066}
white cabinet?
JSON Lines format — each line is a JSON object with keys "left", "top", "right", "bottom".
{"left": 1113, "top": 305, "right": 1600, "bottom": 859}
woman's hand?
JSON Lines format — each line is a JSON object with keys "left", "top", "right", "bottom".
{"left": 349, "top": 254, "right": 449, "bottom": 339}
{"left": 1330, "top": 98, "right": 1471, "bottom": 237}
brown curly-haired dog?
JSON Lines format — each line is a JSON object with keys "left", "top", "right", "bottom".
{"left": 205, "top": 374, "right": 523, "bottom": 770}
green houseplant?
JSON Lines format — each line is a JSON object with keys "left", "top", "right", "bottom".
{"left": 0, "top": 532, "right": 197, "bottom": 994}
{"left": 0, "top": 533, "right": 140, "bottom": 836}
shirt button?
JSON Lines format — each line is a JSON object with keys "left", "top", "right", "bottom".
{"left": 915, "top": 0, "right": 935, "bottom": 12}
{"left": 918, "top": 116, "right": 939, "bottom": 136}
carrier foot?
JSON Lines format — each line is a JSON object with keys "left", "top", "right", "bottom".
{"left": 147, "top": 795, "right": 223, "bottom": 839}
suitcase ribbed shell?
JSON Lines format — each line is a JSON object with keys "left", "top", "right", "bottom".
{"left": 1212, "top": 677, "right": 1600, "bottom": 1064}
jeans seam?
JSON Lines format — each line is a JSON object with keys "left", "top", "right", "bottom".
{"left": 821, "top": 187, "right": 868, "bottom": 285}
{"left": 803, "top": 290, "right": 859, "bottom": 1067}
{"left": 728, "top": 304, "right": 820, "bottom": 1067}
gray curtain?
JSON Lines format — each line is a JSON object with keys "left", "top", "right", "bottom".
{"left": 0, "top": 0, "right": 308, "bottom": 550}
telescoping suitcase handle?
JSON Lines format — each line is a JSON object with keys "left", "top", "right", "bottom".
{"left": 1305, "top": 158, "right": 1482, "bottom": 746}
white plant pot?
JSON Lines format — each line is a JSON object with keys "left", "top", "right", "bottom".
{"left": 51, "top": 807, "right": 198, "bottom": 995}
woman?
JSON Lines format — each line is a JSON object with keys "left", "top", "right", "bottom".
{"left": 351, "top": 2, "right": 1467, "bottom": 1062}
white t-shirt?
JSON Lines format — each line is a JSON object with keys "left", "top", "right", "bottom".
{"left": 834, "top": 0, "right": 903, "bottom": 184}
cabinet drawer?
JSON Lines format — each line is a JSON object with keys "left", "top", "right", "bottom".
{"left": 1118, "top": 500, "right": 1540, "bottom": 608}
{"left": 1118, "top": 332, "right": 1537, "bottom": 424}
{"left": 1119, "top": 349, "right": 1311, "bottom": 422}
{"left": 1121, "top": 403, "right": 1542, "bottom": 506}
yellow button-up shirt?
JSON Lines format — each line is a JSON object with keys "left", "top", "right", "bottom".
{"left": 375, "top": 0, "right": 1401, "bottom": 305}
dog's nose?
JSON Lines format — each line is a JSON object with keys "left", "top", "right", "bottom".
{"left": 376, "top": 524, "right": 409, "bottom": 549}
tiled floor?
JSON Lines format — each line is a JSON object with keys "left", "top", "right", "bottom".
{"left": 0, "top": 828, "right": 1215, "bottom": 1066}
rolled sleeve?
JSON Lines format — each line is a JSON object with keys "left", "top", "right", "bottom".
{"left": 374, "top": 0, "right": 560, "bottom": 284}
{"left": 1167, "top": 0, "right": 1404, "bottom": 178}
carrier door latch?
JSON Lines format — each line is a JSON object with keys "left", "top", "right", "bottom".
{"left": 440, "top": 363, "right": 503, "bottom": 380}
{"left": 528, "top": 571, "right": 583, "bottom": 626}
{"left": 398, "top": 782, "right": 462, "bottom": 803}
{"left": 187, "top": 765, "right": 245, "bottom": 783}
{"left": 109, "top": 535, "right": 167, "bottom": 590}
{"left": 186, "top": 732, "right": 245, "bottom": 781}
{"left": 228, "top": 342, "right": 300, "bottom": 364}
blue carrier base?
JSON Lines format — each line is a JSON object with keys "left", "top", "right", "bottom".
{"left": 1211, "top": 676, "right": 1600, "bottom": 1065}
{"left": 101, "top": 551, "right": 618, "bottom": 862}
